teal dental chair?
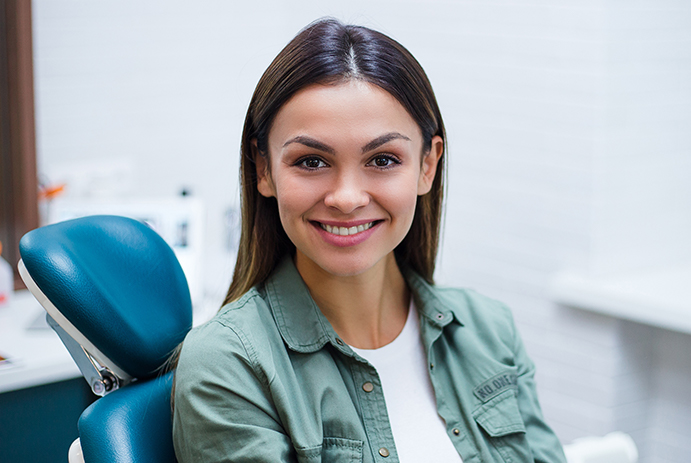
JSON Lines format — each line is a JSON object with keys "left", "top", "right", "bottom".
{"left": 18, "top": 215, "right": 192, "bottom": 463}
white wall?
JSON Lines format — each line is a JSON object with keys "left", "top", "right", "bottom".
{"left": 33, "top": 1, "right": 691, "bottom": 462}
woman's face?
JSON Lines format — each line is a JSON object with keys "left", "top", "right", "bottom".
{"left": 256, "top": 81, "right": 442, "bottom": 278}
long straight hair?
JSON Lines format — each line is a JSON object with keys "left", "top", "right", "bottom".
{"left": 224, "top": 18, "right": 447, "bottom": 304}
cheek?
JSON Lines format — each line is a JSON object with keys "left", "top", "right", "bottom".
{"left": 273, "top": 177, "right": 323, "bottom": 221}
{"left": 395, "top": 192, "right": 421, "bottom": 228}
{"left": 373, "top": 176, "right": 422, "bottom": 230}
{"left": 380, "top": 172, "right": 420, "bottom": 207}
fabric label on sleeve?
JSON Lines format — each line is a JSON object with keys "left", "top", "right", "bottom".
{"left": 473, "top": 372, "right": 518, "bottom": 402}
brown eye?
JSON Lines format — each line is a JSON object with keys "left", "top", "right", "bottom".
{"left": 297, "top": 157, "right": 327, "bottom": 169}
{"left": 369, "top": 155, "right": 399, "bottom": 168}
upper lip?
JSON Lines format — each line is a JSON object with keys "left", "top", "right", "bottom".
{"left": 311, "top": 219, "right": 381, "bottom": 228}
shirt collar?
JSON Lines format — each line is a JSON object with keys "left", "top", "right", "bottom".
{"left": 402, "top": 266, "right": 465, "bottom": 329}
{"left": 263, "top": 256, "right": 337, "bottom": 353}
{"left": 263, "top": 255, "right": 464, "bottom": 353}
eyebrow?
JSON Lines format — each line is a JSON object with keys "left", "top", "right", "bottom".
{"left": 283, "top": 132, "right": 411, "bottom": 155}
{"left": 361, "top": 132, "right": 411, "bottom": 153}
{"left": 283, "top": 136, "right": 335, "bottom": 155}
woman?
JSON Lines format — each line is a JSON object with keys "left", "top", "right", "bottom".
{"left": 172, "top": 18, "right": 566, "bottom": 463}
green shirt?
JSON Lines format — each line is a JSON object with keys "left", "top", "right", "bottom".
{"left": 173, "top": 257, "right": 566, "bottom": 462}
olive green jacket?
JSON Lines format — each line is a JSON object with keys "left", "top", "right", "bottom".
{"left": 173, "top": 257, "right": 566, "bottom": 463}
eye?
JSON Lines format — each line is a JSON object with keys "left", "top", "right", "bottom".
{"left": 296, "top": 157, "right": 328, "bottom": 170}
{"left": 367, "top": 154, "right": 400, "bottom": 169}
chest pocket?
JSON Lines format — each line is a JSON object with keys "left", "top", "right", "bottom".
{"left": 296, "top": 437, "right": 363, "bottom": 463}
{"left": 473, "top": 391, "right": 534, "bottom": 463}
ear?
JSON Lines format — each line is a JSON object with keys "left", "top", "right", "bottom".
{"left": 253, "top": 140, "right": 276, "bottom": 198}
{"left": 417, "top": 135, "right": 443, "bottom": 195}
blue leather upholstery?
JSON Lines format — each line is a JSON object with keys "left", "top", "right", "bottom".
{"left": 19, "top": 215, "right": 192, "bottom": 378}
{"left": 79, "top": 371, "right": 177, "bottom": 463}
{"left": 19, "top": 215, "right": 194, "bottom": 462}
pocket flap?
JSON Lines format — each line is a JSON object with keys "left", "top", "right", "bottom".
{"left": 473, "top": 392, "right": 526, "bottom": 437}
{"left": 296, "top": 437, "right": 363, "bottom": 462}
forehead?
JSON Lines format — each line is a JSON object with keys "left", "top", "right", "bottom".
{"left": 268, "top": 81, "right": 423, "bottom": 148}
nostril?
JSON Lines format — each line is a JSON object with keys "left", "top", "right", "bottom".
{"left": 324, "top": 189, "right": 370, "bottom": 213}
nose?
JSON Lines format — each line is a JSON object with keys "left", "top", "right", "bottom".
{"left": 323, "top": 170, "right": 370, "bottom": 214}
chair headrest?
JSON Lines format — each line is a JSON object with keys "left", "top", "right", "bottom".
{"left": 20, "top": 215, "right": 193, "bottom": 379}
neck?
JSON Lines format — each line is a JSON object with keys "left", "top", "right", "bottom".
{"left": 295, "top": 251, "right": 409, "bottom": 349}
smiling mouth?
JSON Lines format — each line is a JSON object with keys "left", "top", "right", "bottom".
{"left": 318, "top": 221, "right": 379, "bottom": 236}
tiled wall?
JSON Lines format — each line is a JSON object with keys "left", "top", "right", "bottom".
{"left": 33, "top": 1, "right": 691, "bottom": 461}
{"left": 649, "top": 331, "right": 691, "bottom": 461}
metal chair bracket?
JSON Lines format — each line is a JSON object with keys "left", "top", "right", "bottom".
{"left": 46, "top": 314, "right": 128, "bottom": 396}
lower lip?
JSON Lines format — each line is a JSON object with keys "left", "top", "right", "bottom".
{"left": 311, "top": 222, "right": 381, "bottom": 247}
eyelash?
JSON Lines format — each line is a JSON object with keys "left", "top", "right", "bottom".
{"left": 367, "top": 154, "right": 401, "bottom": 169}
{"left": 293, "top": 154, "right": 401, "bottom": 171}
{"left": 294, "top": 156, "right": 328, "bottom": 170}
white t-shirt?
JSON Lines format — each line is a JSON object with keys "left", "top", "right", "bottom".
{"left": 351, "top": 302, "right": 463, "bottom": 463}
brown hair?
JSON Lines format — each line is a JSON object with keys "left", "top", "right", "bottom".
{"left": 224, "top": 18, "right": 446, "bottom": 304}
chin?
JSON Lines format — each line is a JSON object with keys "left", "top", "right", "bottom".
{"left": 316, "top": 260, "right": 371, "bottom": 278}
{"left": 303, "top": 251, "right": 393, "bottom": 279}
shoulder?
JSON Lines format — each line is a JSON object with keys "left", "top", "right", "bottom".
{"left": 176, "top": 287, "right": 281, "bottom": 387}
{"left": 405, "top": 268, "right": 514, "bottom": 331}
{"left": 437, "top": 286, "right": 512, "bottom": 318}
{"left": 427, "top": 285, "right": 517, "bottom": 341}
{"left": 181, "top": 289, "right": 267, "bottom": 351}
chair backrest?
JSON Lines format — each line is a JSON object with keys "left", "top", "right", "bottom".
{"left": 78, "top": 372, "right": 178, "bottom": 463}
{"left": 19, "top": 215, "right": 193, "bottom": 463}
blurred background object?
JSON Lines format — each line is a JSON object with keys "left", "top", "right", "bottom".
{"left": 0, "top": 241, "right": 13, "bottom": 307}
{"left": 565, "top": 432, "right": 639, "bottom": 463}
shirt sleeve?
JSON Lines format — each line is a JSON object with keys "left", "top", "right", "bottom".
{"left": 172, "top": 320, "right": 296, "bottom": 463}
{"left": 509, "top": 314, "right": 568, "bottom": 463}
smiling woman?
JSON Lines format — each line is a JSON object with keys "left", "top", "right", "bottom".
{"left": 171, "top": 18, "right": 567, "bottom": 463}
{"left": 257, "top": 81, "right": 442, "bottom": 285}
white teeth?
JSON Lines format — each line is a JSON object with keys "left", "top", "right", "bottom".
{"left": 320, "top": 222, "right": 374, "bottom": 236}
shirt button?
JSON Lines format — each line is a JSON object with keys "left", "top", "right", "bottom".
{"left": 335, "top": 338, "right": 344, "bottom": 346}
{"left": 378, "top": 447, "right": 390, "bottom": 457}
{"left": 436, "top": 313, "right": 444, "bottom": 320}
{"left": 362, "top": 382, "right": 374, "bottom": 392}
{"left": 453, "top": 428, "right": 460, "bottom": 435}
